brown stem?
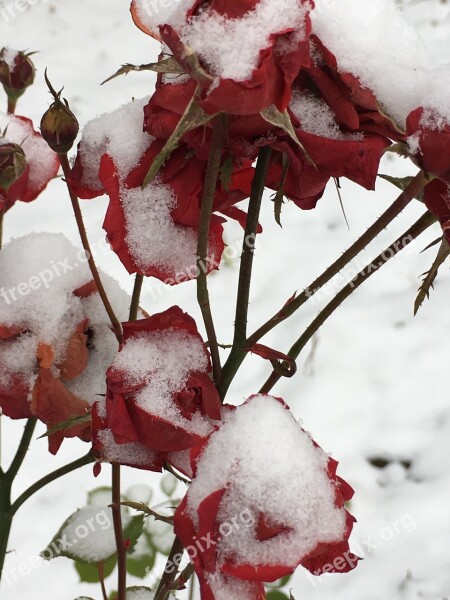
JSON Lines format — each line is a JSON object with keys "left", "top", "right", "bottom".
{"left": 111, "top": 464, "right": 126, "bottom": 600}
{"left": 129, "top": 273, "right": 144, "bottom": 322}
{"left": 259, "top": 211, "right": 436, "bottom": 393}
{"left": 220, "top": 170, "right": 431, "bottom": 398}
{"left": 59, "top": 153, "right": 122, "bottom": 343}
{"left": 154, "top": 536, "right": 185, "bottom": 600}
{"left": 196, "top": 114, "right": 228, "bottom": 385}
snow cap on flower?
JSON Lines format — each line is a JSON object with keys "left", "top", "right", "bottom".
{"left": 71, "top": 98, "right": 225, "bottom": 284}
{"left": 103, "top": 306, "right": 222, "bottom": 454}
{"left": 0, "top": 233, "right": 132, "bottom": 453}
{"left": 0, "top": 113, "right": 59, "bottom": 212}
{"left": 174, "top": 395, "right": 358, "bottom": 597}
{"left": 131, "top": 0, "right": 313, "bottom": 115}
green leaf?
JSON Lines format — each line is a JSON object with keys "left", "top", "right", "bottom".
{"left": 266, "top": 591, "right": 289, "bottom": 600}
{"left": 266, "top": 574, "right": 293, "bottom": 589}
{"left": 142, "top": 93, "right": 215, "bottom": 187}
{"left": 37, "top": 413, "right": 91, "bottom": 439}
{"left": 125, "top": 587, "right": 155, "bottom": 600}
{"left": 75, "top": 555, "right": 116, "bottom": 583}
{"left": 414, "top": 238, "right": 450, "bottom": 315}
{"left": 42, "top": 506, "right": 142, "bottom": 565}
{"left": 126, "top": 531, "right": 156, "bottom": 579}
{"left": 160, "top": 473, "right": 177, "bottom": 497}
{"left": 379, "top": 174, "right": 425, "bottom": 202}
{"left": 260, "top": 105, "right": 315, "bottom": 167}
{"left": 124, "top": 484, "right": 153, "bottom": 505}
{"left": 101, "top": 57, "right": 183, "bottom": 85}
{"left": 87, "top": 486, "right": 112, "bottom": 506}
{"left": 123, "top": 514, "right": 145, "bottom": 555}
{"left": 271, "top": 153, "right": 290, "bottom": 228}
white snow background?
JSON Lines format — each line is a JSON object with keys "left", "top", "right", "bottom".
{"left": 0, "top": 0, "right": 450, "bottom": 598}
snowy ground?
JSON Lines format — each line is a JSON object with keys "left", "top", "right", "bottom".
{"left": 1, "top": 1, "right": 450, "bottom": 599}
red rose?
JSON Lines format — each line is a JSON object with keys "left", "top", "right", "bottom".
{"left": 91, "top": 401, "right": 165, "bottom": 472}
{"left": 407, "top": 107, "right": 450, "bottom": 185}
{"left": 103, "top": 306, "right": 222, "bottom": 454}
{"left": 0, "top": 233, "right": 130, "bottom": 454}
{"left": 174, "top": 395, "right": 358, "bottom": 597}
{"left": 0, "top": 113, "right": 59, "bottom": 212}
{"left": 131, "top": 0, "right": 313, "bottom": 115}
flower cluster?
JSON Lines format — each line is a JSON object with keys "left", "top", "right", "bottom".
{"left": 2, "top": 1, "right": 450, "bottom": 598}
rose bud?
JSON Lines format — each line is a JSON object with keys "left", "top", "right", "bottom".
{"left": 0, "top": 48, "right": 35, "bottom": 108}
{"left": 0, "top": 141, "right": 27, "bottom": 191}
{"left": 41, "top": 70, "right": 79, "bottom": 154}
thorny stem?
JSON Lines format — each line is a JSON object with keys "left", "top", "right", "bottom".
{"left": 259, "top": 211, "right": 436, "bottom": 393}
{"left": 112, "top": 464, "right": 126, "bottom": 600}
{"left": 154, "top": 536, "right": 185, "bottom": 600}
{"left": 219, "top": 147, "right": 271, "bottom": 399}
{"left": 10, "top": 452, "right": 94, "bottom": 515}
{"left": 196, "top": 114, "right": 228, "bottom": 386}
{"left": 59, "top": 153, "right": 123, "bottom": 343}
{"left": 220, "top": 169, "right": 432, "bottom": 398}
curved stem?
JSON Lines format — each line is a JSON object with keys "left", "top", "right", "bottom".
{"left": 259, "top": 211, "right": 436, "bottom": 393}
{"left": 6, "top": 418, "right": 37, "bottom": 482}
{"left": 219, "top": 147, "right": 271, "bottom": 398}
{"left": 10, "top": 452, "right": 94, "bottom": 515}
{"left": 59, "top": 153, "right": 122, "bottom": 343}
{"left": 112, "top": 464, "right": 126, "bottom": 600}
{"left": 196, "top": 114, "right": 228, "bottom": 385}
{"left": 220, "top": 170, "right": 431, "bottom": 398}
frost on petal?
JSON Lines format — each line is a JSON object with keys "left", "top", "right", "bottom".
{"left": 105, "top": 307, "right": 222, "bottom": 453}
{"left": 71, "top": 97, "right": 151, "bottom": 197}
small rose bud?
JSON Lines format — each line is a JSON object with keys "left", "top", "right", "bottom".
{"left": 41, "top": 70, "right": 79, "bottom": 154}
{"left": 0, "top": 48, "right": 35, "bottom": 101}
{"left": 0, "top": 141, "right": 27, "bottom": 191}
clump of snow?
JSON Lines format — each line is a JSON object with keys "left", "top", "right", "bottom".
{"left": 0, "top": 113, "right": 57, "bottom": 192}
{"left": 181, "top": 0, "right": 309, "bottom": 81}
{"left": 0, "top": 233, "right": 130, "bottom": 405}
{"left": 134, "top": 0, "right": 309, "bottom": 82}
{"left": 1, "top": 47, "right": 19, "bottom": 70}
{"left": 53, "top": 505, "right": 130, "bottom": 563}
{"left": 112, "top": 328, "right": 215, "bottom": 436}
{"left": 76, "top": 97, "right": 151, "bottom": 190}
{"left": 290, "top": 91, "right": 363, "bottom": 140}
{"left": 311, "top": 0, "right": 450, "bottom": 127}
{"left": 187, "top": 395, "right": 347, "bottom": 568}
{"left": 121, "top": 182, "right": 198, "bottom": 276}
{"left": 133, "top": 0, "right": 196, "bottom": 33}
